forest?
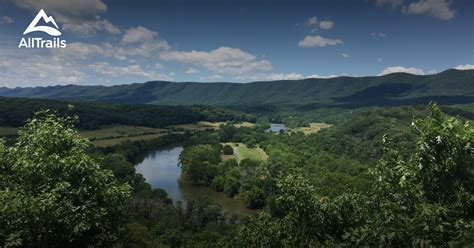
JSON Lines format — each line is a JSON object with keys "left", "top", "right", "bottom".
{"left": 0, "top": 102, "right": 472, "bottom": 247}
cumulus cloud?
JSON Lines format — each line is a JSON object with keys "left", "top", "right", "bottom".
{"left": 378, "top": 66, "right": 425, "bottom": 75}
{"left": 306, "top": 74, "right": 345, "bottom": 79}
{"left": 0, "top": 55, "right": 86, "bottom": 87}
{"left": 185, "top": 67, "right": 199, "bottom": 74}
{"left": 89, "top": 62, "right": 173, "bottom": 81}
{"left": 376, "top": 0, "right": 403, "bottom": 8}
{"left": 12, "top": 0, "right": 121, "bottom": 34}
{"left": 403, "top": 0, "right": 455, "bottom": 20}
{"left": 63, "top": 18, "right": 120, "bottom": 35}
{"left": 1, "top": 16, "right": 13, "bottom": 24}
{"left": 319, "top": 20, "right": 334, "bottom": 30}
{"left": 298, "top": 35, "right": 343, "bottom": 48}
{"left": 341, "top": 53, "right": 349, "bottom": 58}
{"left": 160, "top": 47, "right": 272, "bottom": 76}
{"left": 305, "top": 16, "right": 334, "bottom": 31}
{"left": 371, "top": 32, "right": 387, "bottom": 38}
{"left": 115, "top": 26, "right": 170, "bottom": 59}
{"left": 54, "top": 42, "right": 115, "bottom": 59}
{"left": 454, "top": 64, "right": 474, "bottom": 70}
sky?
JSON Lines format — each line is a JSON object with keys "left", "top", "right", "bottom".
{"left": 0, "top": 0, "right": 473, "bottom": 87}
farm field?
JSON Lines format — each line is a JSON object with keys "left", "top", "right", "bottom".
{"left": 91, "top": 133, "right": 168, "bottom": 147}
{"left": 222, "top": 142, "right": 268, "bottom": 162}
{"left": 289, "top": 122, "right": 332, "bottom": 135}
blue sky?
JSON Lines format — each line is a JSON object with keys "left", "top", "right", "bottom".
{"left": 0, "top": 0, "right": 473, "bottom": 87}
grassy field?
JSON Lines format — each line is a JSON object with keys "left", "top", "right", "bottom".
{"left": 222, "top": 143, "right": 268, "bottom": 162}
{"left": 0, "top": 127, "right": 19, "bottom": 136}
{"left": 170, "top": 121, "right": 255, "bottom": 131}
{"left": 80, "top": 125, "right": 166, "bottom": 140}
{"left": 289, "top": 122, "right": 332, "bottom": 135}
{"left": 78, "top": 125, "right": 168, "bottom": 147}
{"left": 91, "top": 133, "right": 168, "bottom": 147}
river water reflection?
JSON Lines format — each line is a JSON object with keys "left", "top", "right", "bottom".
{"left": 135, "top": 146, "right": 258, "bottom": 215}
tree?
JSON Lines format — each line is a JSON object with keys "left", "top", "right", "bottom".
{"left": 235, "top": 104, "right": 473, "bottom": 247}
{"left": 179, "top": 144, "right": 221, "bottom": 185}
{"left": 0, "top": 111, "right": 131, "bottom": 247}
{"left": 222, "top": 144, "right": 234, "bottom": 155}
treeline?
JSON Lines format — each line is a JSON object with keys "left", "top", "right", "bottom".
{"left": 0, "top": 96, "right": 255, "bottom": 129}
{"left": 232, "top": 104, "right": 473, "bottom": 246}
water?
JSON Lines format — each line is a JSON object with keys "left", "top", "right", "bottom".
{"left": 266, "top": 123, "right": 286, "bottom": 132}
{"left": 135, "top": 146, "right": 259, "bottom": 215}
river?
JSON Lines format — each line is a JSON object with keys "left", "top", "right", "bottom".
{"left": 135, "top": 146, "right": 259, "bottom": 215}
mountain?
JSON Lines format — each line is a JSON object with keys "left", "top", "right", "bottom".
{"left": 1, "top": 69, "right": 473, "bottom": 109}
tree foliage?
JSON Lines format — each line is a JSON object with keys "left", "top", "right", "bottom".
{"left": 0, "top": 111, "right": 131, "bottom": 247}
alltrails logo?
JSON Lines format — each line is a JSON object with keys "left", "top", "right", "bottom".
{"left": 18, "top": 9, "right": 67, "bottom": 48}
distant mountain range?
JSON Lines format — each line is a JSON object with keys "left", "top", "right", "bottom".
{"left": 1, "top": 69, "right": 473, "bottom": 109}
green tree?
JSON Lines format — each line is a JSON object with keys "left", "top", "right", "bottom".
{"left": 222, "top": 144, "right": 234, "bottom": 155}
{"left": 179, "top": 144, "right": 221, "bottom": 184}
{"left": 0, "top": 111, "right": 131, "bottom": 247}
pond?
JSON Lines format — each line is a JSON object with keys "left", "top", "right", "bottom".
{"left": 135, "top": 146, "right": 259, "bottom": 216}
{"left": 266, "top": 123, "right": 286, "bottom": 132}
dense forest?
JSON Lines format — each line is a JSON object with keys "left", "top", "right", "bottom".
{"left": 0, "top": 103, "right": 472, "bottom": 247}
{"left": 0, "top": 96, "right": 254, "bottom": 129}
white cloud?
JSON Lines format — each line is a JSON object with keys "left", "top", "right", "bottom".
{"left": 13, "top": 0, "right": 107, "bottom": 23}
{"left": 319, "top": 20, "right": 334, "bottom": 30}
{"left": 454, "top": 64, "right": 474, "bottom": 70}
{"left": 378, "top": 66, "right": 425, "bottom": 75}
{"left": 298, "top": 35, "right": 343, "bottom": 48}
{"left": 89, "top": 62, "right": 173, "bottom": 81}
{"left": 306, "top": 16, "right": 318, "bottom": 26}
{"left": 403, "top": 0, "right": 455, "bottom": 20}
{"left": 0, "top": 55, "right": 86, "bottom": 87}
{"left": 54, "top": 42, "right": 115, "bottom": 59}
{"left": 249, "top": 73, "right": 304, "bottom": 81}
{"left": 1, "top": 16, "right": 13, "bottom": 24}
{"left": 341, "top": 53, "right": 349, "bottom": 58}
{"left": 185, "top": 67, "right": 199, "bottom": 74}
{"left": 115, "top": 26, "right": 170, "bottom": 59}
{"left": 154, "top": 63, "right": 163, "bottom": 69}
{"left": 376, "top": 0, "right": 403, "bottom": 8}
{"left": 161, "top": 47, "right": 272, "bottom": 76}
{"left": 305, "top": 16, "right": 334, "bottom": 31}
{"left": 371, "top": 32, "right": 387, "bottom": 38}
{"left": 306, "top": 74, "right": 344, "bottom": 79}
{"left": 63, "top": 18, "right": 120, "bottom": 35}
{"left": 12, "top": 0, "right": 121, "bottom": 35}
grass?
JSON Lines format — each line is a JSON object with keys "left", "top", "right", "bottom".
{"left": 91, "top": 133, "right": 168, "bottom": 147}
{"left": 78, "top": 125, "right": 168, "bottom": 147}
{"left": 170, "top": 121, "right": 255, "bottom": 131}
{"left": 289, "top": 122, "right": 332, "bottom": 135}
{"left": 80, "top": 125, "right": 166, "bottom": 140}
{"left": 0, "top": 127, "right": 18, "bottom": 136}
{"left": 222, "top": 142, "right": 268, "bottom": 162}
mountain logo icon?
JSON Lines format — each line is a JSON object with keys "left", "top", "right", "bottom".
{"left": 23, "top": 9, "right": 61, "bottom": 36}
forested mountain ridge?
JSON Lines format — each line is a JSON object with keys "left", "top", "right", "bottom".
{"left": 1, "top": 69, "right": 473, "bottom": 107}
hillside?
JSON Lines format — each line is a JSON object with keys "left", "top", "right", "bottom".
{"left": 0, "top": 69, "right": 473, "bottom": 108}
{"left": 0, "top": 97, "right": 254, "bottom": 129}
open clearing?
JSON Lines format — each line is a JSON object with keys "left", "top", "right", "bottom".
{"left": 80, "top": 125, "right": 166, "bottom": 140}
{"left": 91, "top": 133, "right": 168, "bottom": 147}
{"left": 79, "top": 125, "right": 167, "bottom": 147}
{"left": 171, "top": 121, "right": 255, "bottom": 131}
{"left": 222, "top": 142, "right": 268, "bottom": 162}
{"left": 289, "top": 122, "right": 332, "bottom": 135}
